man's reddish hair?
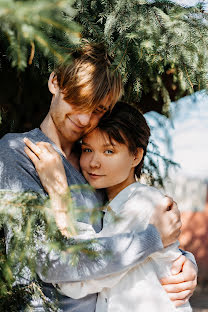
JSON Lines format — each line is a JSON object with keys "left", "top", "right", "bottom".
{"left": 54, "top": 43, "right": 123, "bottom": 111}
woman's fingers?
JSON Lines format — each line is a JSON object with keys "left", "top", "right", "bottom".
{"left": 36, "top": 141, "right": 60, "bottom": 159}
{"left": 150, "top": 196, "right": 181, "bottom": 247}
{"left": 24, "top": 146, "right": 39, "bottom": 166}
{"left": 24, "top": 137, "right": 42, "bottom": 158}
{"left": 24, "top": 138, "right": 58, "bottom": 162}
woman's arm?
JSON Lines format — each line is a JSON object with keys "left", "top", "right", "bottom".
{"left": 56, "top": 268, "right": 128, "bottom": 299}
{"left": 24, "top": 138, "right": 75, "bottom": 237}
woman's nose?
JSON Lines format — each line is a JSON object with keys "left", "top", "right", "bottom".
{"left": 90, "top": 155, "right": 101, "bottom": 168}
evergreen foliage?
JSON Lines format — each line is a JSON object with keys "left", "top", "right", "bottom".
{"left": 75, "top": 0, "right": 208, "bottom": 114}
{"left": 0, "top": 186, "right": 105, "bottom": 310}
{"left": 0, "top": 0, "right": 80, "bottom": 71}
{"left": 0, "top": 0, "right": 207, "bottom": 113}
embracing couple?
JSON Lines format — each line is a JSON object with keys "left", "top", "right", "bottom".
{"left": 0, "top": 43, "right": 197, "bottom": 311}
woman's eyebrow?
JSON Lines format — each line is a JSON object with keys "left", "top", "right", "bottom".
{"left": 82, "top": 141, "right": 115, "bottom": 147}
{"left": 81, "top": 141, "right": 91, "bottom": 146}
{"left": 103, "top": 143, "right": 116, "bottom": 147}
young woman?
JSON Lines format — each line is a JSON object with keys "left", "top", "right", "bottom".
{"left": 24, "top": 102, "right": 192, "bottom": 312}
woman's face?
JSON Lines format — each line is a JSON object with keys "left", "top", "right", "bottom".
{"left": 80, "top": 128, "right": 140, "bottom": 199}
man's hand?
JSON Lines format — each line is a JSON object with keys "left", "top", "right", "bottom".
{"left": 160, "top": 255, "right": 197, "bottom": 307}
{"left": 150, "top": 196, "right": 182, "bottom": 247}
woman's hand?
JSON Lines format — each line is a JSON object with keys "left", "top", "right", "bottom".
{"left": 150, "top": 196, "right": 182, "bottom": 247}
{"left": 24, "top": 138, "right": 68, "bottom": 196}
{"left": 160, "top": 255, "right": 197, "bottom": 307}
{"left": 24, "top": 138, "right": 76, "bottom": 237}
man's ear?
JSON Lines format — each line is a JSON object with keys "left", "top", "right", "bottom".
{"left": 132, "top": 148, "right": 144, "bottom": 168}
{"left": 48, "top": 72, "right": 59, "bottom": 95}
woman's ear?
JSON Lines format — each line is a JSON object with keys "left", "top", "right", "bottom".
{"left": 132, "top": 148, "right": 144, "bottom": 167}
{"left": 48, "top": 72, "right": 59, "bottom": 95}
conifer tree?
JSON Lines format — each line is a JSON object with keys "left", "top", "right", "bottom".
{"left": 75, "top": 0, "right": 208, "bottom": 114}
{"left": 0, "top": 0, "right": 207, "bottom": 113}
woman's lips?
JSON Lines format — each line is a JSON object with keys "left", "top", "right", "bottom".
{"left": 88, "top": 173, "right": 105, "bottom": 179}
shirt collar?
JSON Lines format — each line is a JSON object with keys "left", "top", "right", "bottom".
{"left": 107, "top": 182, "right": 141, "bottom": 215}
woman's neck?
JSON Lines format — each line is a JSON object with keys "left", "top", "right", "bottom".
{"left": 106, "top": 176, "right": 136, "bottom": 202}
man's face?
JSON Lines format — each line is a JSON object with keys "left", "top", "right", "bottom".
{"left": 50, "top": 90, "right": 111, "bottom": 144}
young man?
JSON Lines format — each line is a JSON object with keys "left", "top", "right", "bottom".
{"left": 0, "top": 43, "right": 196, "bottom": 311}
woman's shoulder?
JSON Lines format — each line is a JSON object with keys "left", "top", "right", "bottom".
{"left": 128, "top": 182, "right": 165, "bottom": 206}
{"left": 118, "top": 183, "right": 165, "bottom": 229}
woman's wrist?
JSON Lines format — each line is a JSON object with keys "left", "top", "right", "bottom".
{"left": 47, "top": 183, "right": 68, "bottom": 198}
{"left": 49, "top": 192, "right": 76, "bottom": 237}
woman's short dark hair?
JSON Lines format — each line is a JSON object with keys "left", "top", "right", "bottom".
{"left": 97, "top": 102, "right": 151, "bottom": 178}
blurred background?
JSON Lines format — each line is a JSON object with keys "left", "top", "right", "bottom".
{"left": 145, "top": 91, "right": 208, "bottom": 310}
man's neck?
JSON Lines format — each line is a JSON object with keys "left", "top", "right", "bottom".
{"left": 40, "top": 113, "right": 74, "bottom": 162}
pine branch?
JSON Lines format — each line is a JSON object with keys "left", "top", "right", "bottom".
{"left": 0, "top": 0, "right": 81, "bottom": 70}
{"left": 75, "top": 0, "right": 208, "bottom": 110}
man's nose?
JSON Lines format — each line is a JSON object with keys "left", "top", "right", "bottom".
{"left": 77, "top": 113, "right": 92, "bottom": 126}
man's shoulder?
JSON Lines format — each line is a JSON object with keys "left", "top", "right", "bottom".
{"left": 0, "top": 128, "right": 40, "bottom": 154}
{"left": 1, "top": 128, "right": 38, "bottom": 144}
{"left": 0, "top": 129, "right": 45, "bottom": 192}
{"left": 0, "top": 129, "right": 42, "bottom": 168}
{"left": 1, "top": 132, "right": 24, "bottom": 151}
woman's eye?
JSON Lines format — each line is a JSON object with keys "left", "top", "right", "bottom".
{"left": 82, "top": 148, "right": 92, "bottom": 153}
{"left": 104, "top": 150, "right": 113, "bottom": 154}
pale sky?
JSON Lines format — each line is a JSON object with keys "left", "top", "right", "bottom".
{"left": 172, "top": 0, "right": 208, "bottom": 7}
{"left": 145, "top": 91, "right": 208, "bottom": 180}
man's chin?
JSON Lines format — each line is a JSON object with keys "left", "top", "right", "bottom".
{"left": 62, "top": 130, "right": 83, "bottom": 144}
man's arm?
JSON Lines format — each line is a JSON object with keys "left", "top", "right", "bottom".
{"left": 38, "top": 197, "right": 196, "bottom": 305}
{"left": 37, "top": 224, "right": 163, "bottom": 283}
{"left": 36, "top": 197, "right": 181, "bottom": 283}
{"left": 41, "top": 193, "right": 196, "bottom": 305}
{"left": 150, "top": 196, "right": 197, "bottom": 306}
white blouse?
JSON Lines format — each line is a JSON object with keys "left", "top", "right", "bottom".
{"left": 55, "top": 182, "right": 192, "bottom": 312}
